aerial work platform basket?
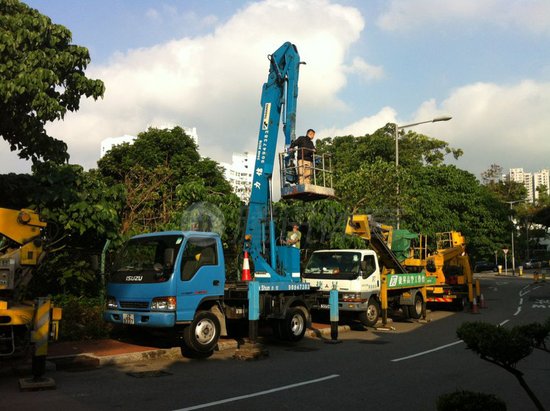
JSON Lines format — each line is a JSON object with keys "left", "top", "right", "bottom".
{"left": 279, "top": 149, "right": 335, "bottom": 201}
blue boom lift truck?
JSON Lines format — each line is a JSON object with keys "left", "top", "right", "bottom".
{"left": 103, "top": 42, "right": 333, "bottom": 355}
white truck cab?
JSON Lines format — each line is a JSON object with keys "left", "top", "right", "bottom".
{"left": 302, "top": 249, "right": 382, "bottom": 326}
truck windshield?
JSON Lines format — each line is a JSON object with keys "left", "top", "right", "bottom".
{"left": 110, "top": 235, "right": 183, "bottom": 283}
{"left": 303, "top": 251, "right": 362, "bottom": 280}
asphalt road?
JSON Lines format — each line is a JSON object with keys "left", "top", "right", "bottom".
{"left": 3, "top": 275, "right": 549, "bottom": 411}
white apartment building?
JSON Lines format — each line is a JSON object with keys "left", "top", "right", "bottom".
{"left": 509, "top": 168, "right": 549, "bottom": 203}
{"left": 100, "top": 127, "right": 199, "bottom": 158}
{"left": 100, "top": 134, "right": 137, "bottom": 158}
{"left": 533, "top": 169, "right": 550, "bottom": 201}
{"left": 221, "top": 152, "right": 256, "bottom": 203}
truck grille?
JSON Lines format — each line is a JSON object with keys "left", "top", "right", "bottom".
{"left": 119, "top": 301, "right": 149, "bottom": 310}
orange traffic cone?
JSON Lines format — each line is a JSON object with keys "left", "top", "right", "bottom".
{"left": 471, "top": 297, "right": 480, "bottom": 314}
{"left": 241, "top": 251, "right": 252, "bottom": 281}
{"left": 480, "top": 293, "right": 487, "bottom": 309}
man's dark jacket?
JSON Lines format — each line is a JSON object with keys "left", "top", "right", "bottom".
{"left": 290, "top": 136, "right": 315, "bottom": 161}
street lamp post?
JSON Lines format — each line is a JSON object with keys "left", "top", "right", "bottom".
{"left": 506, "top": 200, "right": 524, "bottom": 275}
{"left": 395, "top": 115, "right": 452, "bottom": 228}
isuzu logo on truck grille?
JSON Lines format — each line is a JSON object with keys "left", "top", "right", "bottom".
{"left": 126, "top": 276, "right": 143, "bottom": 282}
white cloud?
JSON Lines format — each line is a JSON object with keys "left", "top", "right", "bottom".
{"left": 0, "top": 0, "right": 365, "bottom": 173}
{"left": 318, "top": 106, "right": 396, "bottom": 137}
{"left": 377, "top": 0, "right": 550, "bottom": 35}
{"left": 411, "top": 80, "right": 550, "bottom": 175}
{"left": 316, "top": 78, "right": 550, "bottom": 178}
{"left": 344, "top": 57, "right": 384, "bottom": 82}
{"left": 145, "top": 6, "right": 219, "bottom": 30}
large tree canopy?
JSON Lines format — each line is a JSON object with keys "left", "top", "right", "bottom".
{"left": 0, "top": 0, "right": 104, "bottom": 163}
{"left": 97, "top": 126, "right": 236, "bottom": 235}
{"left": 316, "top": 128, "right": 509, "bottom": 260}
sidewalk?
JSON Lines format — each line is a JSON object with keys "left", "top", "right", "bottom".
{"left": 46, "top": 322, "right": 349, "bottom": 370}
{"left": 475, "top": 269, "right": 549, "bottom": 280}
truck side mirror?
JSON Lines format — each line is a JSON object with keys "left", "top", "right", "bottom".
{"left": 164, "top": 248, "right": 175, "bottom": 267}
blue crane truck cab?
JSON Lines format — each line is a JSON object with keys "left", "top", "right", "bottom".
{"left": 104, "top": 231, "right": 227, "bottom": 354}
{"left": 104, "top": 231, "right": 224, "bottom": 328}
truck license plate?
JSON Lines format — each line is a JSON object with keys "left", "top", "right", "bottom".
{"left": 122, "top": 313, "right": 135, "bottom": 325}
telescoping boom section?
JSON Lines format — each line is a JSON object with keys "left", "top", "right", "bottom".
{"left": 245, "top": 42, "right": 332, "bottom": 284}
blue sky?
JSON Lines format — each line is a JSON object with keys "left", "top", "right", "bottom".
{"left": 4, "top": 0, "right": 550, "bottom": 178}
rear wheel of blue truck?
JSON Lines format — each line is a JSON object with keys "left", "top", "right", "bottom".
{"left": 280, "top": 307, "right": 307, "bottom": 342}
{"left": 359, "top": 298, "right": 380, "bottom": 327}
{"left": 183, "top": 311, "right": 221, "bottom": 355}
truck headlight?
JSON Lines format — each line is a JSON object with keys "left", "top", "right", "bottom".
{"left": 106, "top": 296, "right": 118, "bottom": 309}
{"left": 342, "top": 293, "right": 361, "bottom": 302}
{"left": 151, "top": 296, "right": 176, "bottom": 311}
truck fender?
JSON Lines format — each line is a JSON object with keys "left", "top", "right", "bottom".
{"left": 209, "top": 303, "right": 228, "bottom": 337}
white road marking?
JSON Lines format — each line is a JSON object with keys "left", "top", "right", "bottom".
{"left": 520, "top": 288, "right": 532, "bottom": 297}
{"left": 499, "top": 319, "right": 510, "bottom": 326}
{"left": 173, "top": 374, "right": 340, "bottom": 411}
{"left": 514, "top": 306, "right": 522, "bottom": 316}
{"left": 519, "top": 298, "right": 523, "bottom": 305}
{"left": 520, "top": 284, "right": 542, "bottom": 297}
{"left": 391, "top": 340, "right": 463, "bottom": 362}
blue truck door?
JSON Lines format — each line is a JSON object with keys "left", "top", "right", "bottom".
{"left": 177, "top": 236, "right": 224, "bottom": 321}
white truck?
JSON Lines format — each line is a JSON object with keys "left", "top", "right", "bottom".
{"left": 303, "top": 216, "right": 434, "bottom": 327}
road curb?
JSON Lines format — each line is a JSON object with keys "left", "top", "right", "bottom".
{"left": 305, "top": 325, "right": 350, "bottom": 338}
{"left": 45, "top": 326, "right": 351, "bottom": 370}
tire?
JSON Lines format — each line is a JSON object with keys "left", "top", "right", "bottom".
{"left": 359, "top": 298, "right": 380, "bottom": 327}
{"left": 408, "top": 293, "right": 423, "bottom": 319}
{"left": 183, "top": 311, "right": 221, "bottom": 354}
{"left": 453, "top": 296, "right": 467, "bottom": 312}
{"left": 279, "top": 307, "right": 307, "bottom": 342}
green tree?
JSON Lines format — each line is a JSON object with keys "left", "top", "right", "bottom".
{"left": 317, "top": 123, "right": 462, "bottom": 178}
{"left": 316, "top": 127, "right": 507, "bottom": 260}
{"left": 274, "top": 200, "right": 363, "bottom": 260}
{"left": 404, "top": 165, "right": 509, "bottom": 260}
{"left": 335, "top": 158, "right": 403, "bottom": 221}
{"left": 30, "top": 163, "right": 123, "bottom": 295}
{"left": 98, "top": 127, "right": 234, "bottom": 235}
{"left": 531, "top": 185, "right": 550, "bottom": 229}
{"left": 0, "top": 0, "right": 104, "bottom": 163}
{"left": 0, "top": 163, "right": 123, "bottom": 295}
{"left": 481, "top": 164, "right": 504, "bottom": 186}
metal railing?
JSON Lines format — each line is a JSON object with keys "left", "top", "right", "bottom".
{"left": 279, "top": 147, "right": 333, "bottom": 189}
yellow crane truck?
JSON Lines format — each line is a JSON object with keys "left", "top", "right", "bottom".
{"left": 346, "top": 215, "right": 475, "bottom": 308}
{"left": 424, "top": 231, "right": 474, "bottom": 309}
{"left": 0, "top": 208, "right": 61, "bottom": 364}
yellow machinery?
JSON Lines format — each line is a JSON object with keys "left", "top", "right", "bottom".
{"left": 346, "top": 215, "right": 474, "bottom": 308}
{"left": 345, "top": 214, "right": 429, "bottom": 275}
{"left": 0, "top": 208, "right": 61, "bottom": 360}
{"left": 425, "top": 231, "right": 474, "bottom": 306}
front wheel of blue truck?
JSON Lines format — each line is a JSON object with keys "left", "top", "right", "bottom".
{"left": 182, "top": 311, "right": 221, "bottom": 355}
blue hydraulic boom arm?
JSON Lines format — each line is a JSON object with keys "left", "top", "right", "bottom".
{"left": 244, "top": 42, "right": 301, "bottom": 282}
